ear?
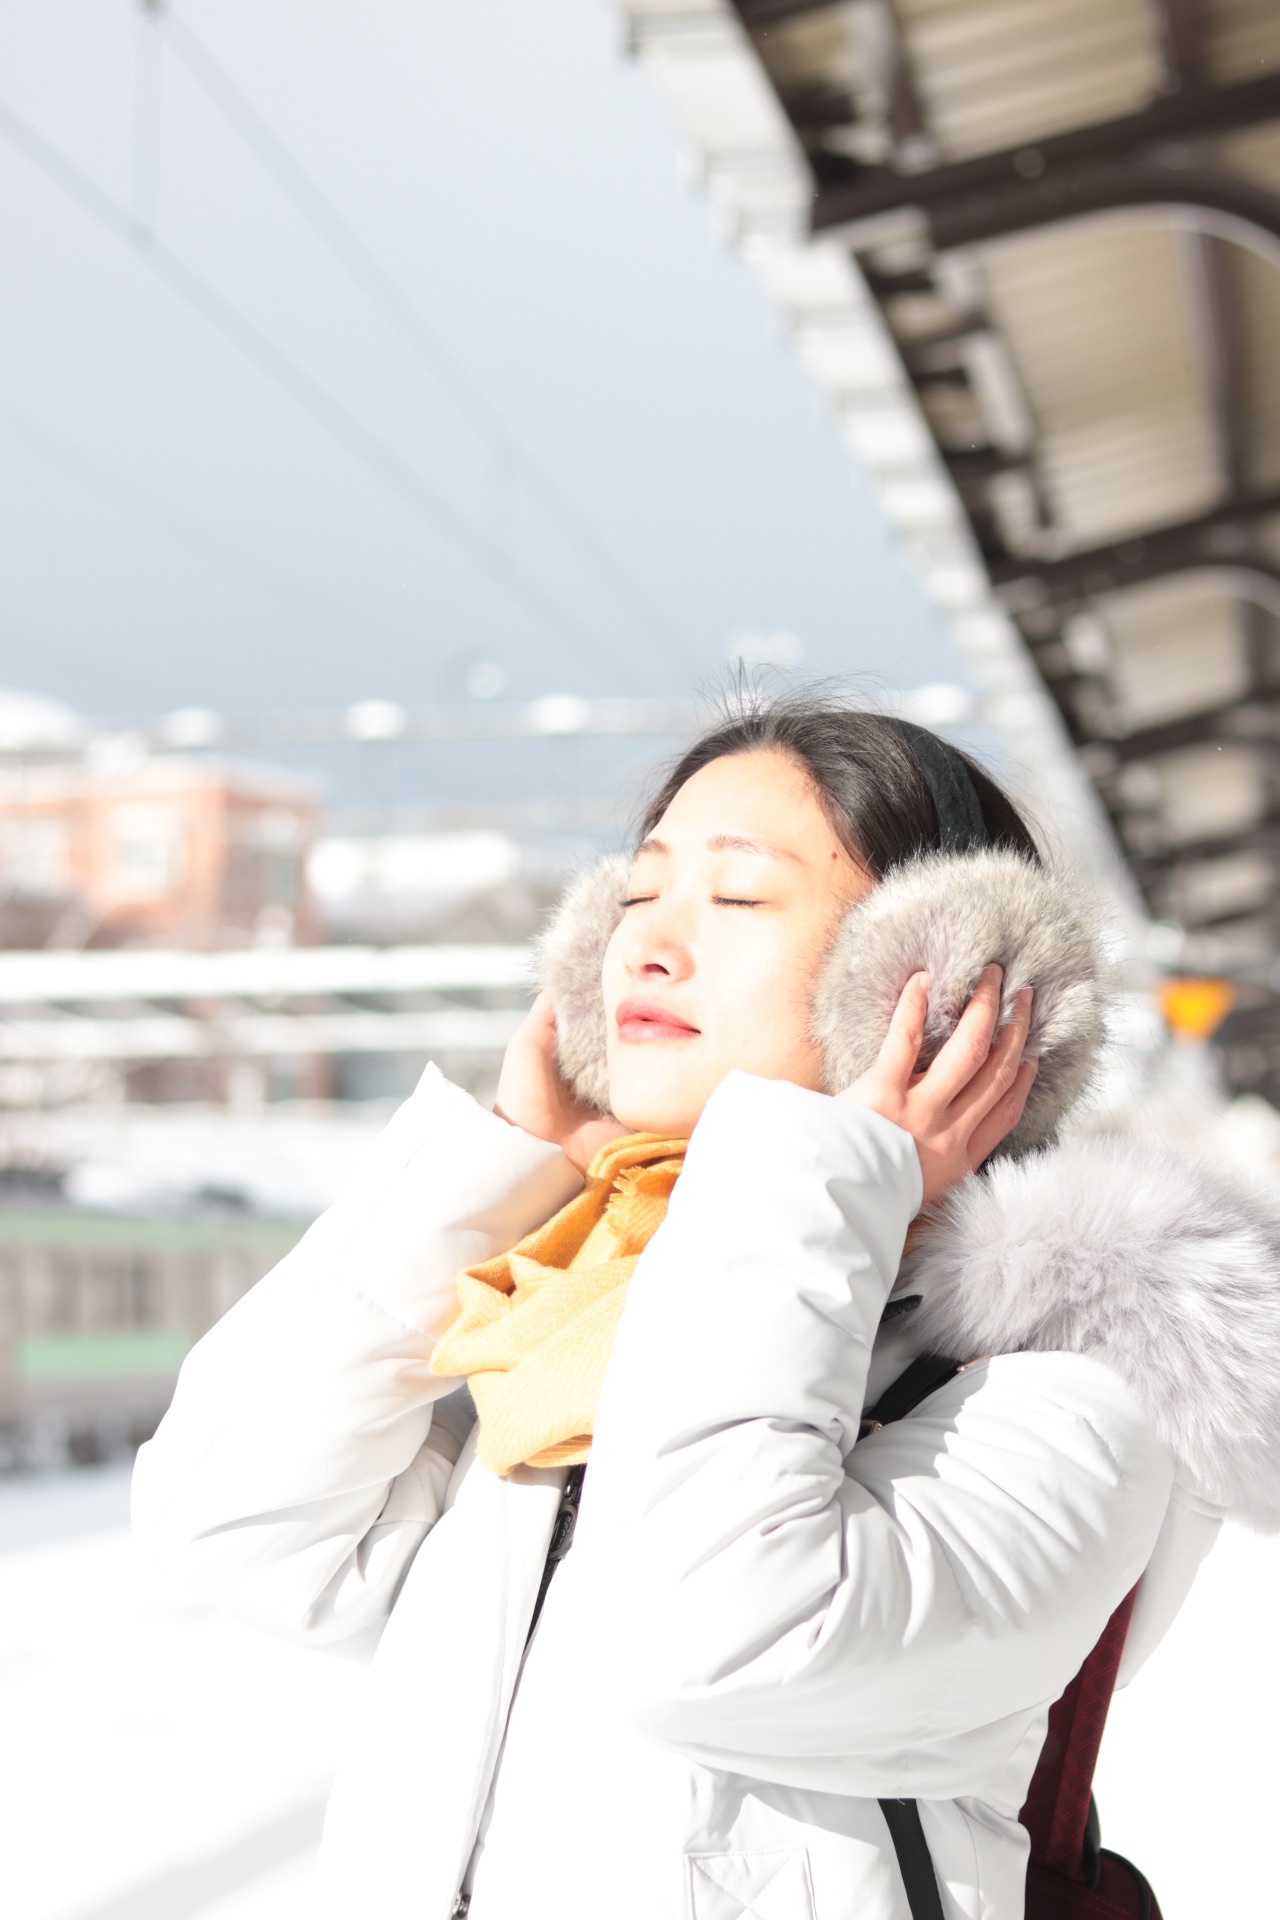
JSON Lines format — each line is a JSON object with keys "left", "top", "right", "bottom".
{"left": 536, "top": 853, "right": 629, "bottom": 1113}
{"left": 814, "top": 850, "right": 1109, "bottom": 1157}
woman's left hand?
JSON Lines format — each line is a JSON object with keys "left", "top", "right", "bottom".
{"left": 837, "top": 965, "right": 1037, "bottom": 1206}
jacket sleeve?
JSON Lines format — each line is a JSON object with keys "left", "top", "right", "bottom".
{"left": 583, "top": 1071, "right": 1174, "bottom": 1783}
{"left": 131, "top": 1063, "right": 582, "bottom": 1649}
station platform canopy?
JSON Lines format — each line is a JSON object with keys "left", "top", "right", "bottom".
{"left": 623, "top": 0, "right": 1280, "bottom": 1104}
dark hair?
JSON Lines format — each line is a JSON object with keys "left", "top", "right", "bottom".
{"left": 638, "top": 692, "right": 1040, "bottom": 877}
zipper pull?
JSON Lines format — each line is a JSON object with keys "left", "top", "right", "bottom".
{"left": 546, "top": 1463, "right": 585, "bottom": 1563}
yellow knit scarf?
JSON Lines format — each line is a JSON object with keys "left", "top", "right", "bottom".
{"left": 429, "top": 1133, "right": 686, "bottom": 1477}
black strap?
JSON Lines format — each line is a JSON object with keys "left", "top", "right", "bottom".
{"left": 878, "top": 1800, "right": 947, "bottom": 1920}
{"left": 860, "top": 1351, "right": 961, "bottom": 1436}
{"left": 894, "top": 720, "right": 989, "bottom": 855}
{"left": 864, "top": 1351, "right": 962, "bottom": 1920}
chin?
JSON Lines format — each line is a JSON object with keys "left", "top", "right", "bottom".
{"left": 606, "top": 1057, "right": 705, "bottom": 1139}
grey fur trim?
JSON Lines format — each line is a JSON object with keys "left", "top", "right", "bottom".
{"left": 813, "top": 851, "right": 1107, "bottom": 1155}
{"left": 909, "top": 1136, "right": 1280, "bottom": 1529}
{"left": 536, "top": 853, "right": 628, "bottom": 1111}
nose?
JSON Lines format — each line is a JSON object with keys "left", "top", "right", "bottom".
{"left": 618, "top": 894, "right": 695, "bottom": 984}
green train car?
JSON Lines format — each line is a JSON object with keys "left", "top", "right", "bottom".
{"left": 0, "top": 1204, "right": 304, "bottom": 1467}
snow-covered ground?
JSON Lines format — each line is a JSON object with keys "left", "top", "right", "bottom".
{"left": 0, "top": 1465, "right": 366, "bottom": 1920}
{"left": 1, "top": 1463, "right": 1276, "bottom": 1919}
{"left": 1095, "top": 1518, "right": 1280, "bottom": 1914}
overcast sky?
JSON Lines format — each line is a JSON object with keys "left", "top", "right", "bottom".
{"left": 0, "top": 0, "right": 963, "bottom": 800}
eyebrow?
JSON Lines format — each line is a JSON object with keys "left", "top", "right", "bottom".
{"left": 634, "top": 834, "right": 803, "bottom": 865}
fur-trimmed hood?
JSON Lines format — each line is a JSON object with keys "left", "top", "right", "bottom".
{"left": 909, "top": 1134, "right": 1280, "bottom": 1531}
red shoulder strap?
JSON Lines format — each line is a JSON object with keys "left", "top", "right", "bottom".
{"left": 1020, "top": 1586, "right": 1138, "bottom": 1878}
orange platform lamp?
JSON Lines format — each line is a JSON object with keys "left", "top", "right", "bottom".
{"left": 1157, "top": 976, "right": 1237, "bottom": 1042}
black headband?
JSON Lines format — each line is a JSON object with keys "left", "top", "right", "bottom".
{"left": 894, "top": 720, "right": 989, "bottom": 855}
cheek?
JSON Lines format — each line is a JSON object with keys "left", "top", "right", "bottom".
{"left": 599, "top": 927, "right": 627, "bottom": 1019}
{"left": 708, "top": 923, "right": 827, "bottom": 1069}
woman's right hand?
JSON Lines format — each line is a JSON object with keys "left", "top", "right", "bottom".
{"left": 494, "top": 991, "right": 629, "bottom": 1174}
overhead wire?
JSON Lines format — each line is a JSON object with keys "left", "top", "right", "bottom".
{"left": 158, "top": 10, "right": 693, "bottom": 675}
{"left": 0, "top": 401, "right": 416, "bottom": 651}
{"left": 0, "top": 94, "right": 648, "bottom": 687}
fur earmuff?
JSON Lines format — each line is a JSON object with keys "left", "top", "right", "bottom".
{"left": 813, "top": 850, "right": 1108, "bottom": 1156}
{"left": 537, "top": 852, "right": 629, "bottom": 1112}
{"left": 538, "top": 847, "right": 1107, "bottom": 1146}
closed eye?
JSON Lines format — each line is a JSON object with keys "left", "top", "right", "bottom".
{"left": 621, "top": 893, "right": 764, "bottom": 907}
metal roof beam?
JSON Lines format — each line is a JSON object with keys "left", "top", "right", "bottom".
{"left": 810, "top": 71, "right": 1280, "bottom": 234}
{"left": 1133, "top": 817, "right": 1280, "bottom": 872}
{"left": 990, "top": 489, "right": 1280, "bottom": 611}
{"left": 1101, "top": 701, "right": 1280, "bottom": 766}
{"left": 942, "top": 445, "right": 1034, "bottom": 488}
{"left": 1176, "top": 903, "right": 1279, "bottom": 936}
{"left": 1184, "top": 231, "right": 1249, "bottom": 499}
{"left": 1153, "top": 0, "right": 1202, "bottom": 90}
{"left": 1179, "top": 221, "right": 1280, "bottom": 711}
{"left": 733, "top": 0, "right": 835, "bottom": 25}
{"left": 1242, "top": 599, "right": 1273, "bottom": 694}
{"left": 848, "top": 0, "right": 932, "bottom": 159}
{"left": 897, "top": 312, "right": 992, "bottom": 370}
{"left": 741, "top": 0, "right": 934, "bottom": 167}
{"left": 889, "top": 156, "right": 1280, "bottom": 260}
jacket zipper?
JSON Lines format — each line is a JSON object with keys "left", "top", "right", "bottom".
{"left": 525, "top": 1463, "right": 586, "bottom": 1648}
{"left": 450, "top": 1464, "right": 587, "bottom": 1918}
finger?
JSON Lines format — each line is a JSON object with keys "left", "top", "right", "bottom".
{"left": 947, "top": 986, "right": 1034, "bottom": 1129}
{"left": 509, "top": 991, "right": 564, "bottom": 1070}
{"left": 871, "top": 972, "right": 931, "bottom": 1089}
{"left": 968, "top": 1056, "right": 1039, "bottom": 1168}
{"left": 525, "top": 990, "right": 559, "bottom": 1039}
{"left": 918, "top": 964, "right": 1004, "bottom": 1108}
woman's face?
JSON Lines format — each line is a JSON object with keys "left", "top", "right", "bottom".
{"left": 601, "top": 749, "right": 873, "bottom": 1136}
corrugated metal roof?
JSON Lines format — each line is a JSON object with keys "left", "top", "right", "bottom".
{"left": 1205, "top": 0, "right": 1280, "bottom": 86}
{"left": 1104, "top": 577, "right": 1247, "bottom": 728}
{"left": 977, "top": 221, "right": 1219, "bottom": 543}
{"left": 1225, "top": 126, "right": 1280, "bottom": 488}
{"left": 624, "top": 0, "right": 1280, "bottom": 1103}
{"left": 895, "top": 0, "right": 1159, "bottom": 158}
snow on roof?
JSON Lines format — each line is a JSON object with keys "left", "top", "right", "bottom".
{"left": 0, "top": 688, "right": 87, "bottom": 752}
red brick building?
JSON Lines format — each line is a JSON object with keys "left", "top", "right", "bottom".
{"left": 0, "top": 758, "right": 320, "bottom": 951}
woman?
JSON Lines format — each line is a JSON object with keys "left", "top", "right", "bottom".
{"left": 133, "top": 697, "right": 1280, "bottom": 1920}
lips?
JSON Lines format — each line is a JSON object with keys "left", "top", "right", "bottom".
{"left": 614, "top": 997, "right": 701, "bottom": 1043}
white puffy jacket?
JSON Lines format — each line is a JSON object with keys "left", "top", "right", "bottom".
{"left": 133, "top": 1063, "right": 1280, "bottom": 1920}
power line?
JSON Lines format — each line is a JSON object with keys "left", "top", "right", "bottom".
{"left": 0, "top": 402, "right": 412, "bottom": 648}
{"left": 158, "top": 10, "right": 693, "bottom": 674}
{"left": 0, "top": 94, "right": 646, "bottom": 686}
